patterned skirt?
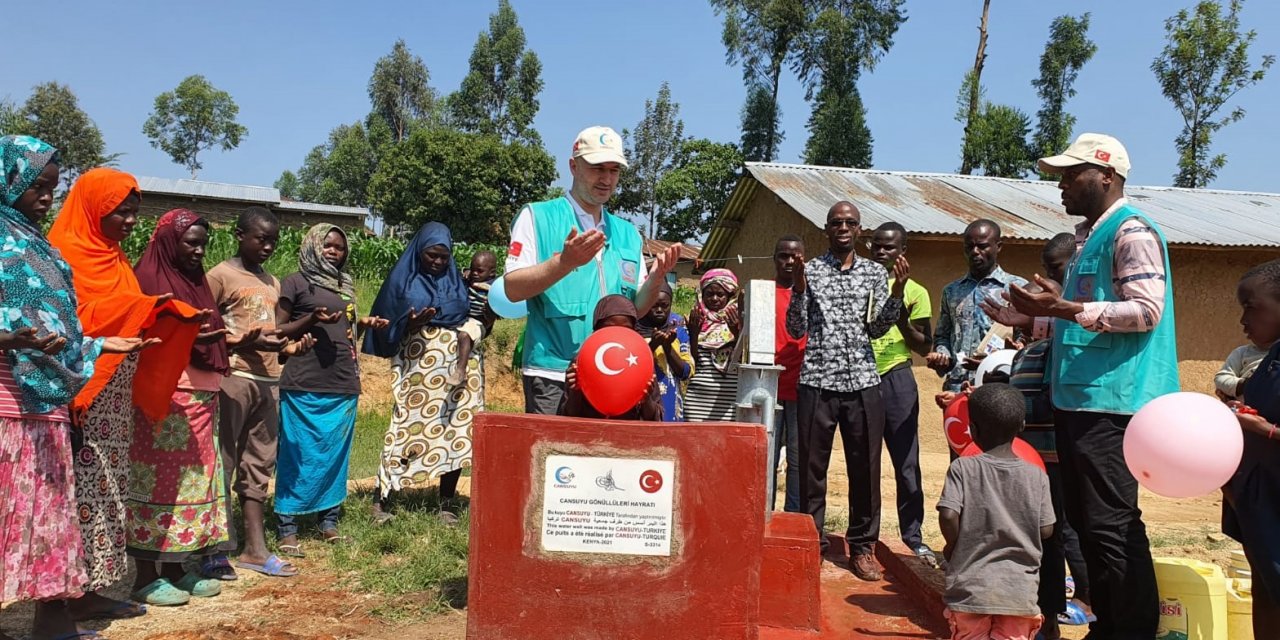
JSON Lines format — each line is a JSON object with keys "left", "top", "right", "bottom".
{"left": 0, "top": 416, "right": 88, "bottom": 601}
{"left": 72, "top": 354, "right": 138, "bottom": 591}
{"left": 378, "top": 326, "right": 483, "bottom": 497}
{"left": 126, "top": 389, "right": 228, "bottom": 561}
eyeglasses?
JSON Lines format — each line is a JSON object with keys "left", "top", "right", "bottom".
{"left": 827, "top": 219, "right": 860, "bottom": 228}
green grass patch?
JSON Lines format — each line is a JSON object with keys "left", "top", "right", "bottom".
{"left": 350, "top": 409, "right": 390, "bottom": 480}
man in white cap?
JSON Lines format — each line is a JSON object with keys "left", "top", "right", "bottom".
{"left": 505, "top": 126, "right": 682, "bottom": 414}
{"left": 1002, "top": 133, "right": 1176, "bottom": 639}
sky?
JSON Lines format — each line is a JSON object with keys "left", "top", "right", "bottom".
{"left": 4, "top": 0, "right": 1278, "bottom": 195}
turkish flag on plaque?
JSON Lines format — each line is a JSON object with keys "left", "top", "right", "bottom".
{"left": 575, "top": 326, "right": 655, "bottom": 417}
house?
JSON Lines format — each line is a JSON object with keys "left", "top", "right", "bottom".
{"left": 701, "top": 162, "right": 1280, "bottom": 380}
{"left": 136, "top": 176, "right": 370, "bottom": 229}
{"left": 643, "top": 237, "right": 702, "bottom": 286}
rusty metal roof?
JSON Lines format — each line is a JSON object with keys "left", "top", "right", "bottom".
{"left": 137, "top": 176, "right": 368, "bottom": 218}
{"left": 643, "top": 237, "right": 701, "bottom": 262}
{"left": 703, "top": 163, "right": 1280, "bottom": 260}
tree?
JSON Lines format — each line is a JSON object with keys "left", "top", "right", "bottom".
{"left": 796, "top": 0, "right": 907, "bottom": 168}
{"left": 968, "top": 103, "right": 1033, "bottom": 178}
{"left": 282, "top": 122, "right": 378, "bottom": 206}
{"left": 711, "top": 0, "right": 809, "bottom": 161}
{"left": 617, "top": 83, "right": 685, "bottom": 238}
{"left": 5, "top": 83, "right": 117, "bottom": 181}
{"left": 958, "top": 0, "right": 991, "bottom": 174}
{"left": 655, "top": 139, "right": 744, "bottom": 242}
{"left": 450, "top": 0, "right": 544, "bottom": 144}
{"left": 368, "top": 128, "right": 556, "bottom": 244}
{"left": 1031, "top": 14, "right": 1097, "bottom": 176}
{"left": 274, "top": 170, "right": 300, "bottom": 200}
{"left": 1152, "top": 0, "right": 1273, "bottom": 188}
{"left": 368, "top": 39, "right": 436, "bottom": 143}
{"left": 142, "top": 75, "right": 247, "bottom": 178}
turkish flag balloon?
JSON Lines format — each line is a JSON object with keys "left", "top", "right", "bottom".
{"left": 575, "top": 326, "right": 655, "bottom": 417}
{"left": 943, "top": 396, "right": 972, "bottom": 454}
{"left": 960, "top": 438, "right": 1047, "bottom": 473}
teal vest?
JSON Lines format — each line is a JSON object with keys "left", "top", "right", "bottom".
{"left": 1051, "top": 204, "right": 1179, "bottom": 414}
{"left": 522, "top": 197, "right": 644, "bottom": 372}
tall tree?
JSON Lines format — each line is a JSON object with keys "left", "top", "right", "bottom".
{"left": 655, "top": 138, "right": 744, "bottom": 242}
{"left": 968, "top": 103, "right": 1034, "bottom": 178}
{"left": 279, "top": 122, "right": 378, "bottom": 207}
{"left": 450, "top": 0, "right": 544, "bottom": 144}
{"left": 616, "top": 83, "right": 685, "bottom": 238}
{"left": 797, "top": 0, "right": 906, "bottom": 168}
{"left": 712, "top": 0, "right": 809, "bottom": 161}
{"left": 274, "top": 170, "right": 301, "bottom": 200}
{"left": 5, "top": 82, "right": 117, "bottom": 182}
{"left": 368, "top": 128, "right": 556, "bottom": 244}
{"left": 958, "top": 0, "right": 991, "bottom": 174}
{"left": 142, "top": 75, "right": 247, "bottom": 178}
{"left": 1, "top": 99, "right": 23, "bottom": 136}
{"left": 1152, "top": 0, "right": 1273, "bottom": 188}
{"left": 1031, "top": 14, "right": 1097, "bottom": 176}
{"left": 368, "top": 39, "right": 436, "bottom": 143}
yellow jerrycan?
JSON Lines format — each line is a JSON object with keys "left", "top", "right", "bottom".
{"left": 1154, "top": 557, "right": 1228, "bottom": 640}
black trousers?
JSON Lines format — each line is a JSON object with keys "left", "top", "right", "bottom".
{"left": 1055, "top": 409, "right": 1158, "bottom": 639}
{"left": 523, "top": 374, "right": 565, "bottom": 415}
{"left": 797, "top": 384, "right": 884, "bottom": 556}
{"left": 1039, "top": 460, "right": 1093, "bottom": 625}
{"left": 877, "top": 366, "right": 924, "bottom": 548}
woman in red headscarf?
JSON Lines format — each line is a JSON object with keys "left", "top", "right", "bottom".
{"left": 47, "top": 169, "right": 206, "bottom": 619}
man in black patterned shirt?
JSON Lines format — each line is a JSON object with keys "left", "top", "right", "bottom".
{"left": 787, "top": 201, "right": 910, "bottom": 581}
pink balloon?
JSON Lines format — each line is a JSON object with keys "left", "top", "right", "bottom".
{"left": 1123, "top": 392, "right": 1244, "bottom": 498}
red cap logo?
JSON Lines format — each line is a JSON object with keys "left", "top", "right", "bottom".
{"left": 1094, "top": 150, "right": 1111, "bottom": 162}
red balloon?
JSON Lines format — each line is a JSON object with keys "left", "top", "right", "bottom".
{"left": 943, "top": 396, "right": 972, "bottom": 454}
{"left": 960, "top": 437, "right": 1047, "bottom": 473}
{"left": 575, "top": 326, "right": 655, "bottom": 417}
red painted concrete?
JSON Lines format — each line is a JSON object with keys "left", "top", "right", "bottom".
{"left": 466, "top": 413, "right": 769, "bottom": 640}
{"left": 759, "top": 513, "right": 822, "bottom": 634}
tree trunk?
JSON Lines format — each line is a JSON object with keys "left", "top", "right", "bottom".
{"left": 959, "top": 0, "right": 991, "bottom": 175}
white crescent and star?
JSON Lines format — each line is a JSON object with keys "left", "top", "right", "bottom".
{"left": 594, "top": 342, "right": 637, "bottom": 376}
{"left": 640, "top": 474, "right": 659, "bottom": 490}
{"left": 943, "top": 417, "right": 971, "bottom": 441}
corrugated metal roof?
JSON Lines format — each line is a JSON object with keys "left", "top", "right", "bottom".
{"left": 275, "top": 200, "right": 370, "bottom": 217}
{"left": 137, "top": 176, "right": 278, "bottom": 203}
{"left": 643, "top": 238, "right": 701, "bottom": 261}
{"left": 703, "top": 163, "right": 1280, "bottom": 260}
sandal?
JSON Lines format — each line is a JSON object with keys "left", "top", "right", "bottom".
{"left": 173, "top": 572, "right": 223, "bottom": 598}
{"left": 279, "top": 543, "right": 306, "bottom": 558}
{"left": 235, "top": 554, "right": 299, "bottom": 577}
{"left": 132, "top": 578, "right": 191, "bottom": 606}
{"left": 1057, "top": 601, "right": 1096, "bottom": 626}
{"left": 201, "top": 553, "right": 238, "bottom": 581}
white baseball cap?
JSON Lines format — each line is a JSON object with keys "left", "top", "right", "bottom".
{"left": 571, "top": 126, "right": 629, "bottom": 168}
{"left": 1038, "top": 133, "right": 1131, "bottom": 179}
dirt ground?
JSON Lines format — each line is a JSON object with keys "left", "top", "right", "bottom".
{"left": 2, "top": 358, "right": 1234, "bottom": 640}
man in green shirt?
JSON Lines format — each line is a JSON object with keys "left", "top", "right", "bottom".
{"left": 868, "top": 221, "right": 937, "bottom": 567}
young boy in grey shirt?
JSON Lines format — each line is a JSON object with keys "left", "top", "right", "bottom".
{"left": 938, "top": 383, "right": 1055, "bottom": 640}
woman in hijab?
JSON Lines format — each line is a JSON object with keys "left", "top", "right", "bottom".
{"left": 637, "top": 281, "right": 694, "bottom": 422}
{"left": 273, "top": 225, "right": 386, "bottom": 552}
{"left": 47, "top": 167, "right": 206, "bottom": 620}
{"left": 363, "top": 222, "right": 480, "bottom": 525}
{"left": 683, "top": 269, "right": 742, "bottom": 422}
{"left": 127, "top": 209, "right": 241, "bottom": 605}
{"left": 561, "top": 295, "right": 663, "bottom": 421}
{"left": 0, "top": 136, "right": 155, "bottom": 639}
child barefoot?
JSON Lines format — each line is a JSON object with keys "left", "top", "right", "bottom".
{"left": 938, "top": 383, "right": 1054, "bottom": 640}
{"left": 450, "top": 251, "right": 497, "bottom": 386}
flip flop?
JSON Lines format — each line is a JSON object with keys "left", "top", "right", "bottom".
{"left": 131, "top": 578, "right": 191, "bottom": 606}
{"left": 236, "top": 554, "right": 298, "bottom": 577}
{"left": 201, "top": 554, "right": 238, "bottom": 581}
{"left": 173, "top": 571, "right": 223, "bottom": 598}
{"left": 1057, "top": 600, "right": 1096, "bottom": 626}
{"left": 323, "top": 535, "right": 349, "bottom": 545}
{"left": 279, "top": 543, "right": 306, "bottom": 558}
{"left": 102, "top": 600, "right": 147, "bottom": 619}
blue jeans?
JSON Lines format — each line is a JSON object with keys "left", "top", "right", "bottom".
{"left": 771, "top": 400, "right": 801, "bottom": 513}
{"left": 277, "top": 505, "right": 341, "bottom": 539}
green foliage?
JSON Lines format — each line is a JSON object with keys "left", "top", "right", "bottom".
{"left": 449, "top": 0, "right": 544, "bottom": 144}
{"left": 655, "top": 138, "right": 744, "bottom": 242}
{"left": 739, "top": 82, "right": 783, "bottom": 162}
{"left": 617, "top": 82, "right": 685, "bottom": 238}
{"left": 1152, "top": 0, "right": 1274, "bottom": 188}
{"left": 141, "top": 75, "right": 247, "bottom": 179}
{"left": 1031, "top": 14, "right": 1097, "bottom": 176}
{"left": 369, "top": 127, "right": 556, "bottom": 245}
{"left": 672, "top": 284, "right": 697, "bottom": 316}
{"left": 283, "top": 122, "right": 378, "bottom": 207}
{"left": 803, "top": 84, "right": 873, "bottom": 168}
{"left": 368, "top": 39, "right": 437, "bottom": 143}
{"left": 4, "top": 82, "right": 118, "bottom": 183}
{"left": 966, "top": 103, "right": 1034, "bottom": 178}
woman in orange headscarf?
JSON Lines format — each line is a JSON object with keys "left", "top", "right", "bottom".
{"left": 47, "top": 168, "right": 207, "bottom": 619}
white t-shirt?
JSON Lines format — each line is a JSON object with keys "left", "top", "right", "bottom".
{"left": 507, "top": 195, "right": 647, "bottom": 381}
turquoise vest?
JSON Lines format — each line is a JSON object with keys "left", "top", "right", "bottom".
{"left": 1051, "top": 204, "right": 1179, "bottom": 414}
{"left": 522, "top": 197, "right": 644, "bottom": 372}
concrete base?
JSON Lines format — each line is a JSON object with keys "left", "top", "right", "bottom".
{"left": 759, "top": 514, "right": 822, "bottom": 634}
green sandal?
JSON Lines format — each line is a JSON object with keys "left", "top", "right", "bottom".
{"left": 174, "top": 572, "right": 223, "bottom": 598}
{"left": 131, "top": 578, "right": 191, "bottom": 606}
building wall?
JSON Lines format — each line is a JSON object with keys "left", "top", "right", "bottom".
{"left": 139, "top": 194, "right": 364, "bottom": 230}
{"left": 720, "top": 194, "right": 1280, "bottom": 363}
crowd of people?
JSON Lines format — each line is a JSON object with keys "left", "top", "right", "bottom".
{"left": 2, "top": 122, "right": 1277, "bottom": 640}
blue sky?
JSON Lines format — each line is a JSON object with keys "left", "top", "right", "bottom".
{"left": 4, "top": 1, "right": 1278, "bottom": 194}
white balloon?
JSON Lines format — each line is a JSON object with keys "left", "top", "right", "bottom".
{"left": 973, "top": 349, "right": 1018, "bottom": 387}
